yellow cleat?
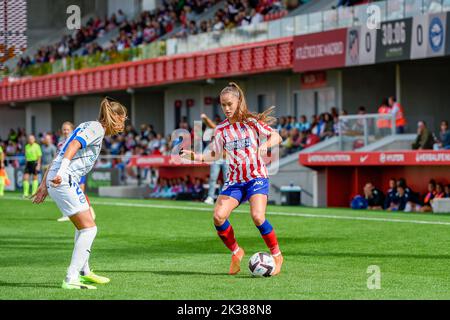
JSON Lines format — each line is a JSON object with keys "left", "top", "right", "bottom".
{"left": 80, "top": 271, "right": 110, "bottom": 285}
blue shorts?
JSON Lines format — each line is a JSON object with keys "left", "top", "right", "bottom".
{"left": 220, "top": 178, "right": 269, "bottom": 204}
{"left": 79, "top": 175, "right": 87, "bottom": 185}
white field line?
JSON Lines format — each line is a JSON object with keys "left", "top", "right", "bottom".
{"left": 3, "top": 195, "right": 450, "bottom": 226}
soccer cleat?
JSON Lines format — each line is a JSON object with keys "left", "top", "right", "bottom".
{"left": 271, "top": 254, "right": 284, "bottom": 276}
{"left": 62, "top": 279, "right": 97, "bottom": 290}
{"left": 229, "top": 247, "right": 245, "bottom": 275}
{"left": 204, "top": 196, "right": 214, "bottom": 205}
{"left": 80, "top": 271, "right": 110, "bottom": 285}
{"left": 57, "top": 216, "right": 70, "bottom": 222}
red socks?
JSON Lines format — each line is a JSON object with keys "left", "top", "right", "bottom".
{"left": 215, "top": 220, "right": 238, "bottom": 253}
{"left": 261, "top": 230, "right": 281, "bottom": 256}
{"left": 257, "top": 220, "right": 281, "bottom": 256}
{"left": 215, "top": 219, "right": 280, "bottom": 255}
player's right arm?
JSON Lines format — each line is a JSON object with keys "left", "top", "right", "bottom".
{"left": 180, "top": 127, "right": 224, "bottom": 163}
{"left": 50, "top": 140, "right": 82, "bottom": 187}
{"left": 201, "top": 113, "right": 217, "bottom": 129}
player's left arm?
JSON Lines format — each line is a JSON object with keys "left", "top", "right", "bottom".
{"left": 258, "top": 131, "right": 282, "bottom": 157}
{"left": 256, "top": 120, "right": 282, "bottom": 157}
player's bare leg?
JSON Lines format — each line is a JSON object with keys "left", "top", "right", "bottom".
{"left": 214, "top": 195, "right": 244, "bottom": 275}
{"left": 249, "top": 194, "right": 283, "bottom": 276}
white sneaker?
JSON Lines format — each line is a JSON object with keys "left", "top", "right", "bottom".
{"left": 204, "top": 196, "right": 215, "bottom": 205}
{"left": 57, "top": 216, "right": 70, "bottom": 222}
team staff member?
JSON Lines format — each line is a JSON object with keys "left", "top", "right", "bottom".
{"left": 23, "top": 134, "right": 42, "bottom": 198}
{"left": 363, "top": 182, "right": 385, "bottom": 210}
{"left": 389, "top": 96, "right": 406, "bottom": 134}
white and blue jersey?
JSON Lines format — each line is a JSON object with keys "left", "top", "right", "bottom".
{"left": 49, "top": 121, "right": 105, "bottom": 182}
{"left": 47, "top": 121, "right": 104, "bottom": 216}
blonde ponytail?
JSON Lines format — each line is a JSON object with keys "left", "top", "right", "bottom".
{"left": 220, "top": 82, "right": 276, "bottom": 125}
{"left": 98, "top": 97, "right": 128, "bottom": 136}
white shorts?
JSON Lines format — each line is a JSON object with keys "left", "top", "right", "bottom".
{"left": 46, "top": 173, "right": 89, "bottom": 217}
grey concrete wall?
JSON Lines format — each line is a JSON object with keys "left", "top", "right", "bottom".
{"left": 51, "top": 102, "right": 74, "bottom": 132}
{"left": 0, "top": 105, "right": 26, "bottom": 139}
{"left": 25, "top": 102, "right": 52, "bottom": 135}
{"left": 342, "top": 63, "right": 396, "bottom": 114}
{"left": 133, "top": 92, "right": 165, "bottom": 134}
{"left": 400, "top": 58, "right": 450, "bottom": 135}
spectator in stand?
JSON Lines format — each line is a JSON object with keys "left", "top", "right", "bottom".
{"left": 297, "top": 115, "right": 311, "bottom": 133}
{"left": 276, "top": 116, "right": 287, "bottom": 131}
{"left": 384, "top": 178, "right": 397, "bottom": 210}
{"left": 434, "top": 120, "right": 450, "bottom": 150}
{"left": 311, "top": 114, "right": 325, "bottom": 138}
{"left": 388, "top": 96, "right": 406, "bottom": 134}
{"left": 322, "top": 112, "right": 335, "bottom": 139}
{"left": 363, "top": 182, "right": 385, "bottom": 210}
{"left": 420, "top": 179, "right": 437, "bottom": 212}
{"left": 412, "top": 121, "right": 434, "bottom": 150}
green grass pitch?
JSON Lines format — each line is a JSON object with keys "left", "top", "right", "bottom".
{"left": 1, "top": 193, "right": 450, "bottom": 300}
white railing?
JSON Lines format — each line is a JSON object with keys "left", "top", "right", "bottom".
{"left": 338, "top": 113, "right": 397, "bottom": 151}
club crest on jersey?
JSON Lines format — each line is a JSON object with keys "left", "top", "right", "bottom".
{"left": 225, "top": 138, "right": 250, "bottom": 151}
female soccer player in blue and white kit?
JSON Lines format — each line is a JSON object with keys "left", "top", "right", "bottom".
{"left": 32, "top": 97, "right": 127, "bottom": 289}
{"left": 181, "top": 82, "right": 284, "bottom": 276}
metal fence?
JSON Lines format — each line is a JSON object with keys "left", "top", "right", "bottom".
{"left": 338, "top": 113, "right": 397, "bottom": 150}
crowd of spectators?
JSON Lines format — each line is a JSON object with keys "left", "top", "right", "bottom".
{"left": 176, "top": 0, "right": 295, "bottom": 37}
{"left": 11, "top": 1, "right": 300, "bottom": 75}
{"left": 149, "top": 176, "right": 205, "bottom": 200}
{"left": 15, "top": 10, "right": 127, "bottom": 72}
{"left": 276, "top": 107, "right": 344, "bottom": 156}
{"left": 355, "top": 178, "right": 450, "bottom": 213}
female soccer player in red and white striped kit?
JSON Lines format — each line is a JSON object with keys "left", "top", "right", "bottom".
{"left": 181, "top": 82, "right": 284, "bottom": 276}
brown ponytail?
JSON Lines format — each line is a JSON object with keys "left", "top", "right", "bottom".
{"left": 220, "top": 82, "right": 276, "bottom": 125}
{"left": 98, "top": 97, "right": 128, "bottom": 136}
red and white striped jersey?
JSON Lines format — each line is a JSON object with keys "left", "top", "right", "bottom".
{"left": 211, "top": 118, "right": 274, "bottom": 183}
